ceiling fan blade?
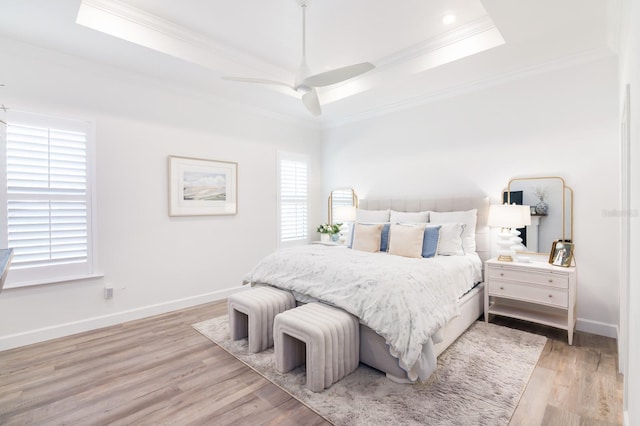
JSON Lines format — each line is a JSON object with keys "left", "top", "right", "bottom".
{"left": 303, "top": 62, "right": 375, "bottom": 87}
{"left": 302, "top": 89, "right": 321, "bottom": 116}
{"left": 221, "top": 77, "right": 293, "bottom": 90}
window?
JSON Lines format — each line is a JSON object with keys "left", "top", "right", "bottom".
{"left": 1, "top": 110, "right": 95, "bottom": 287}
{"left": 278, "top": 152, "right": 308, "bottom": 246}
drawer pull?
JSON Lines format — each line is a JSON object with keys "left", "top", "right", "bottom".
{"left": 548, "top": 279, "right": 553, "bottom": 283}
{"left": 500, "top": 286, "right": 504, "bottom": 290}
{"left": 548, "top": 294, "right": 553, "bottom": 298}
{"left": 500, "top": 273, "right": 504, "bottom": 277}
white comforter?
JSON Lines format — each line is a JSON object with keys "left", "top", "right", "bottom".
{"left": 244, "top": 245, "right": 481, "bottom": 381}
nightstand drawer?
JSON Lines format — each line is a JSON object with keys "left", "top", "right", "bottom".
{"left": 487, "top": 266, "right": 569, "bottom": 289}
{"left": 488, "top": 281, "right": 568, "bottom": 308}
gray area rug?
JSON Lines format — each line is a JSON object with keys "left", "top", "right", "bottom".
{"left": 193, "top": 317, "right": 546, "bottom": 426}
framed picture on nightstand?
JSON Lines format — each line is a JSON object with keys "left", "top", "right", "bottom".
{"left": 549, "top": 240, "right": 574, "bottom": 267}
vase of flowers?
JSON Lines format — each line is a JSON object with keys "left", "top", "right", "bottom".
{"left": 317, "top": 223, "right": 342, "bottom": 242}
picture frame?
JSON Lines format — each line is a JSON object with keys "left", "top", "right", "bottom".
{"left": 168, "top": 156, "right": 237, "bottom": 216}
{"left": 548, "top": 240, "right": 574, "bottom": 267}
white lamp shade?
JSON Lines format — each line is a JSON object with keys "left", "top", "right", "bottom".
{"left": 334, "top": 205, "right": 356, "bottom": 222}
{"left": 488, "top": 204, "right": 531, "bottom": 228}
{"left": 519, "top": 205, "right": 532, "bottom": 226}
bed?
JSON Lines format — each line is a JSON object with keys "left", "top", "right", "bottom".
{"left": 244, "top": 196, "right": 490, "bottom": 383}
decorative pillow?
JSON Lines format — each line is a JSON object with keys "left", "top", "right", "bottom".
{"left": 390, "top": 210, "right": 429, "bottom": 224}
{"left": 352, "top": 223, "right": 384, "bottom": 253}
{"left": 380, "top": 223, "right": 391, "bottom": 252}
{"left": 429, "top": 209, "right": 477, "bottom": 254}
{"left": 388, "top": 223, "right": 427, "bottom": 258}
{"left": 432, "top": 222, "right": 465, "bottom": 256}
{"left": 422, "top": 225, "right": 441, "bottom": 258}
{"left": 349, "top": 223, "right": 390, "bottom": 252}
{"left": 356, "top": 208, "right": 390, "bottom": 223}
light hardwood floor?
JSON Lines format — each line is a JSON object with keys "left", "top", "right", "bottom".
{"left": 0, "top": 300, "right": 623, "bottom": 425}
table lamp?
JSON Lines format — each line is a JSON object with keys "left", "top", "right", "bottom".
{"left": 488, "top": 204, "right": 531, "bottom": 262}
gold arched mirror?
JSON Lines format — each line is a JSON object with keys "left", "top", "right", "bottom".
{"left": 328, "top": 188, "right": 358, "bottom": 225}
{"left": 504, "top": 177, "right": 573, "bottom": 255}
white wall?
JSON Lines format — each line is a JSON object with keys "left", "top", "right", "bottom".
{"left": 323, "top": 56, "right": 620, "bottom": 336}
{"left": 618, "top": 0, "right": 640, "bottom": 423}
{"left": 0, "top": 37, "right": 323, "bottom": 349}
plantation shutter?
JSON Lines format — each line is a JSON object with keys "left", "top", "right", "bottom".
{"left": 278, "top": 153, "right": 308, "bottom": 245}
{"left": 2, "top": 111, "right": 94, "bottom": 286}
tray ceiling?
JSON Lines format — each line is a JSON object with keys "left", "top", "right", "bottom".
{"left": 0, "top": 0, "right": 617, "bottom": 124}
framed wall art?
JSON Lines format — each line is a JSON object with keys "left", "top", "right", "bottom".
{"left": 168, "top": 156, "right": 237, "bottom": 216}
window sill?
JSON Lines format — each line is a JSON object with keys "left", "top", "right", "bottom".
{"left": 3, "top": 272, "right": 105, "bottom": 290}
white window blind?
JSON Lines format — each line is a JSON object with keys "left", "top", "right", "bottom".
{"left": 2, "top": 111, "right": 94, "bottom": 286}
{"left": 278, "top": 153, "right": 308, "bottom": 245}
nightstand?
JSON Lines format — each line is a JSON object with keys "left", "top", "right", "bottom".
{"left": 484, "top": 258, "right": 577, "bottom": 344}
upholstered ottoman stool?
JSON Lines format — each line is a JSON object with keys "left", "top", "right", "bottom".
{"left": 227, "top": 286, "right": 296, "bottom": 353}
{"left": 274, "top": 303, "right": 359, "bottom": 392}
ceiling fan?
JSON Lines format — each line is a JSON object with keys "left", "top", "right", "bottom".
{"left": 222, "top": 0, "right": 375, "bottom": 116}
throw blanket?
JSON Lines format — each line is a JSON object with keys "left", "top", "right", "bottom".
{"left": 244, "top": 245, "right": 480, "bottom": 381}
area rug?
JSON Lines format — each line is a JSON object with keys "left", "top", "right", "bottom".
{"left": 193, "top": 317, "right": 546, "bottom": 426}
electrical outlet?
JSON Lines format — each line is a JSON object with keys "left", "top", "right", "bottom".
{"left": 104, "top": 286, "right": 113, "bottom": 299}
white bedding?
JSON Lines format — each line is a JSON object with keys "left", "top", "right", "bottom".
{"left": 243, "top": 245, "right": 481, "bottom": 381}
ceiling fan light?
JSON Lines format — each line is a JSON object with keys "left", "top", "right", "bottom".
{"left": 296, "top": 85, "right": 312, "bottom": 94}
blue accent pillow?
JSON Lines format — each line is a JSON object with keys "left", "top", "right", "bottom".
{"left": 422, "top": 226, "right": 441, "bottom": 258}
{"left": 380, "top": 223, "right": 391, "bottom": 252}
{"left": 348, "top": 223, "right": 355, "bottom": 248}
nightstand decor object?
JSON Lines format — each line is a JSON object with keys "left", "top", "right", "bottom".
{"left": 317, "top": 223, "right": 342, "bottom": 243}
{"left": 485, "top": 258, "right": 577, "bottom": 344}
{"left": 549, "top": 240, "right": 575, "bottom": 267}
{"left": 334, "top": 205, "right": 356, "bottom": 244}
{"left": 487, "top": 204, "right": 531, "bottom": 262}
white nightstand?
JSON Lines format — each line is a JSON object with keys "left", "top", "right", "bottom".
{"left": 484, "top": 258, "right": 577, "bottom": 345}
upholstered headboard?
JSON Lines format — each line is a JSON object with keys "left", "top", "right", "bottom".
{"left": 358, "top": 196, "right": 491, "bottom": 263}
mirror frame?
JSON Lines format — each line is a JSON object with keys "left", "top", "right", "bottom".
{"left": 505, "top": 176, "right": 574, "bottom": 254}
{"left": 328, "top": 188, "right": 358, "bottom": 225}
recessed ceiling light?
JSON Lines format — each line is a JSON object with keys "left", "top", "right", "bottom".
{"left": 442, "top": 14, "right": 456, "bottom": 25}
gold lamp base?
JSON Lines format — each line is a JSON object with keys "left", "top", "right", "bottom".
{"left": 497, "top": 254, "right": 514, "bottom": 262}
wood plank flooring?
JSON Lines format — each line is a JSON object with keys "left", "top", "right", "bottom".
{"left": 493, "top": 316, "right": 623, "bottom": 426}
{"left": 0, "top": 301, "right": 623, "bottom": 425}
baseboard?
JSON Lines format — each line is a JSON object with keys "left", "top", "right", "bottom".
{"left": 1, "top": 293, "right": 620, "bottom": 351}
{"left": 576, "top": 317, "right": 618, "bottom": 339}
{"left": 0, "top": 286, "right": 249, "bottom": 351}
{"left": 624, "top": 410, "right": 629, "bottom": 426}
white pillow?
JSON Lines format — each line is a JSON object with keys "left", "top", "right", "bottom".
{"left": 433, "top": 222, "right": 465, "bottom": 256}
{"left": 429, "top": 209, "right": 477, "bottom": 254}
{"left": 352, "top": 223, "right": 383, "bottom": 253}
{"left": 390, "top": 210, "right": 429, "bottom": 224}
{"left": 388, "top": 223, "right": 426, "bottom": 258}
{"left": 356, "top": 208, "right": 390, "bottom": 223}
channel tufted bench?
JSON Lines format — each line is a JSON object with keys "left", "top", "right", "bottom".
{"left": 274, "top": 302, "right": 359, "bottom": 392}
{"left": 227, "top": 286, "right": 296, "bottom": 353}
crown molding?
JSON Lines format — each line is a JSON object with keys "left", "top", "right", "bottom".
{"left": 318, "top": 17, "right": 505, "bottom": 107}
{"left": 375, "top": 15, "right": 498, "bottom": 68}
{"left": 0, "top": 34, "right": 317, "bottom": 130}
{"left": 325, "top": 46, "right": 615, "bottom": 128}
{"left": 77, "top": 0, "right": 291, "bottom": 79}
